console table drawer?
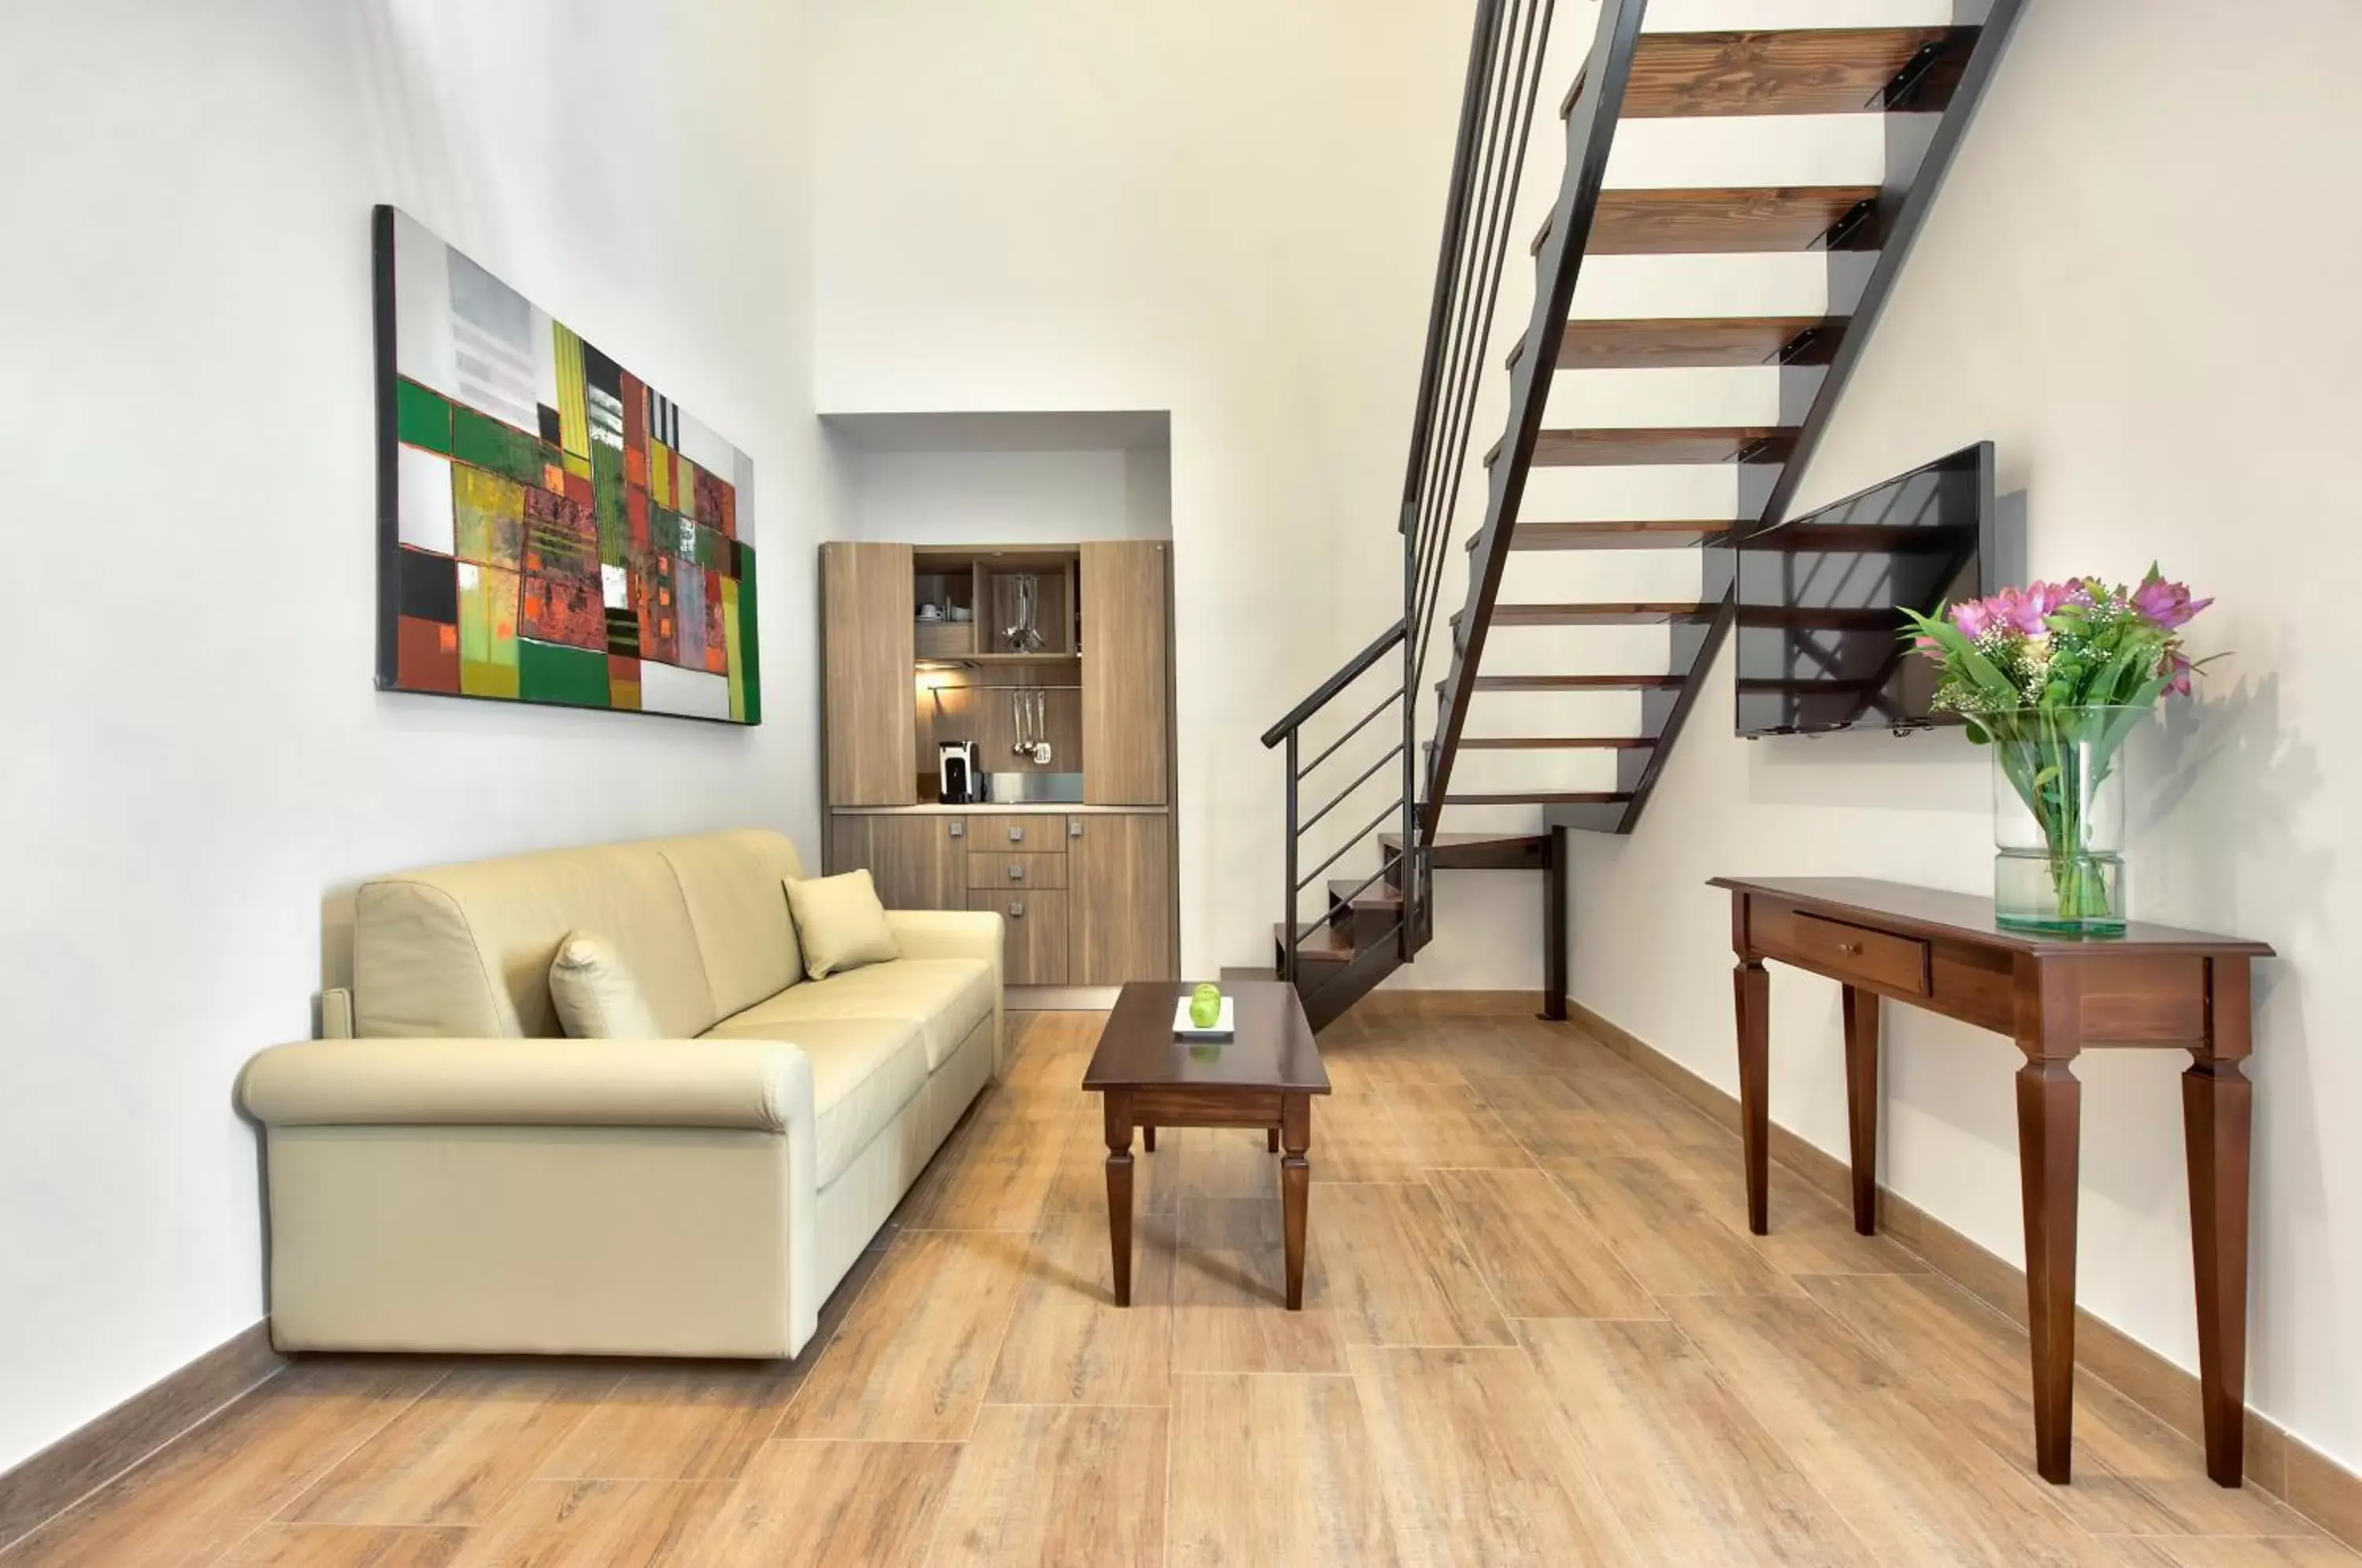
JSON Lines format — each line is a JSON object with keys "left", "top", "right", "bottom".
{"left": 968, "top": 815, "right": 1065, "bottom": 851}
{"left": 1764, "top": 908, "right": 1931, "bottom": 996}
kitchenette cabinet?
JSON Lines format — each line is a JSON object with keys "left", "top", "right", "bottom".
{"left": 818, "top": 538, "right": 1179, "bottom": 995}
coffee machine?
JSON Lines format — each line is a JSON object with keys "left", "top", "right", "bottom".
{"left": 937, "top": 740, "right": 981, "bottom": 804}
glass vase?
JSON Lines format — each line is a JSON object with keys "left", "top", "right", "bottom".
{"left": 1984, "top": 705, "right": 2143, "bottom": 934}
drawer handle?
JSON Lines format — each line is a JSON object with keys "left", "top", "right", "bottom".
{"left": 1008, "top": 899, "right": 1025, "bottom": 919}
{"left": 1008, "top": 827, "right": 1024, "bottom": 842}
{"left": 1008, "top": 864, "right": 1025, "bottom": 881}
{"left": 1838, "top": 941, "right": 1862, "bottom": 956}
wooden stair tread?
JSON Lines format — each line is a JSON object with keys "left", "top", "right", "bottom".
{"left": 1326, "top": 877, "right": 1402, "bottom": 909}
{"left": 1533, "top": 186, "right": 1880, "bottom": 257}
{"left": 1273, "top": 919, "right": 1356, "bottom": 960}
{"left": 1562, "top": 27, "right": 1958, "bottom": 120}
{"left": 1444, "top": 791, "right": 1633, "bottom": 806}
{"left": 1462, "top": 673, "right": 1686, "bottom": 691}
{"left": 1487, "top": 520, "right": 1740, "bottom": 551}
{"left": 1526, "top": 427, "right": 1797, "bottom": 466}
{"left": 1459, "top": 735, "right": 1655, "bottom": 749}
{"left": 1517, "top": 316, "right": 1843, "bottom": 371}
{"left": 1381, "top": 829, "right": 1552, "bottom": 872}
{"left": 1455, "top": 601, "right": 1717, "bottom": 628}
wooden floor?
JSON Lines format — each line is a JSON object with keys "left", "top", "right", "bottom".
{"left": 6, "top": 1011, "right": 2350, "bottom": 1567}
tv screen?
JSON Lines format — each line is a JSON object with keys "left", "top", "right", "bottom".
{"left": 1734, "top": 441, "right": 1994, "bottom": 737}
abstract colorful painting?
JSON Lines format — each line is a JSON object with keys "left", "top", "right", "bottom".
{"left": 372, "top": 205, "right": 760, "bottom": 723}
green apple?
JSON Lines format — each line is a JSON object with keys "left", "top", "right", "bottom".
{"left": 1189, "top": 983, "right": 1221, "bottom": 1029}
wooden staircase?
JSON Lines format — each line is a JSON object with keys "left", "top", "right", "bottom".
{"left": 1262, "top": 0, "right": 2023, "bottom": 1030}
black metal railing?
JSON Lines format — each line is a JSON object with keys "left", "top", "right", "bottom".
{"left": 1259, "top": 0, "right": 1572, "bottom": 1000}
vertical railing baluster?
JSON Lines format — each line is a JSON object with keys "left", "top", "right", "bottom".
{"left": 1283, "top": 729, "right": 1300, "bottom": 985}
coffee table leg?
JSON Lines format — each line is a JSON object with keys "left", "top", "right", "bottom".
{"left": 1268, "top": 1127, "right": 1279, "bottom": 1153}
{"left": 1142, "top": 1124, "right": 1156, "bottom": 1153}
{"left": 1104, "top": 1090, "right": 1134, "bottom": 1307}
{"left": 1280, "top": 1093, "right": 1311, "bottom": 1311}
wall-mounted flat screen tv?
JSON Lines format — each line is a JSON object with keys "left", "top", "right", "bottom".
{"left": 1734, "top": 441, "right": 1994, "bottom": 737}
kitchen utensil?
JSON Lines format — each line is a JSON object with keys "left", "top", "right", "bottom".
{"left": 1003, "top": 574, "right": 1045, "bottom": 653}
{"left": 916, "top": 604, "right": 944, "bottom": 622}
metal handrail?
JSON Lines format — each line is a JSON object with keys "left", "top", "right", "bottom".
{"left": 1295, "top": 799, "right": 1399, "bottom": 894}
{"left": 1258, "top": 619, "right": 1405, "bottom": 749}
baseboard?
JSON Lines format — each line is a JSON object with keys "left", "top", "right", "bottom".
{"left": 0, "top": 1320, "right": 287, "bottom": 1553}
{"left": 1564, "top": 998, "right": 2361, "bottom": 1546}
{"left": 1358, "top": 987, "right": 1542, "bottom": 1019}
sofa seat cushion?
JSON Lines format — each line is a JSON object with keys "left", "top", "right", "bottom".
{"left": 699, "top": 1015, "right": 927, "bottom": 1188}
{"left": 716, "top": 959, "right": 993, "bottom": 1072}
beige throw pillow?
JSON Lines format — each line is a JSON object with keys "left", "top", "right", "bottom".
{"left": 785, "top": 870, "right": 900, "bottom": 980}
{"left": 549, "top": 930, "right": 667, "bottom": 1039}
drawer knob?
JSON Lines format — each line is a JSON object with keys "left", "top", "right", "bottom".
{"left": 1838, "top": 941, "right": 1861, "bottom": 956}
{"left": 1009, "top": 864, "right": 1024, "bottom": 880}
{"left": 1008, "top": 899, "right": 1024, "bottom": 919}
{"left": 1008, "top": 827, "right": 1024, "bottom": 842}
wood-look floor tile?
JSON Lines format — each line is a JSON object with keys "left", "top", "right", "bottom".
{"left": 1379, "top": 1085, "right": 1534, "bottom": 1169}
{"left": 285, "top": 1365, "right": 613, "bottom": 1528}
{"left": 1461, "top": 1068, "right": 1638, "bottom": 1159}
{"left": 0, "top": 1362, "right": 439, "bottom": 1568}
{"left": 1426, "top": 1167, "right": 1659, "bottom": 1319}
{"left": 1304, "top": 1094, "right": 1422, "bottom": 1185}
{"left": 1651, "top": 1139, "right": 1930, "bottom": 1278}
{"left": 448, "top": 1478, "right": 727, "bottom": 1566}
{"left": 1803, "top": 1272, "right": 2325, "bottom": 1540}
{"left": 927, "top": 1405, "right": 1167, "bottom": 1568}
{"left": 534, "top": 1365, "right": 793, "bottom": 1481}
{"left": 1448, "top": 1018, "right": 1585, "bottom": 1078}
{"left": 1518, "top": 1318, "right": 1875, "bottom": 1565}
{"left": 2117, "top": 1539, "right": 2362, "bottom": 1566}
{"left": 985, "top": 1207, "right": 1173, "bottom": 1405}
{"left": 1146, "top": 1126, "right": 1280, "bottom": 1205}
{"left": 1168, "top": 1374, "right": 1401, "bottom": 1567}
{"left": 1172, "top": 1199, "right": 1348, "bottom": 1374}
{"left": 1313, "top": 1182, "right": 1513, "bottom": 1348}
{"left": 901, "top": 1101, "right": 1071, "bottom": 1232}
{"left": 1321, "top": 1041, "right": 1468, "bottom": 1092}
{"left": 215, "top": 1525, "right": 467, "bottom": 1567}
{"left": 676, "top": 1440, "right": 958, "bottom": 1567}
{"left": 775, "top": 1230, "right": 1026, "bottom": 1441}
{"left": 1349, "top": 1344, "right": 1633, "bottom": 1565}
{"left": 1544, "top": 1151, "right": 1801, "bottom": 1297}
{"left": 1665, "top": 1293, "right": 2125, "bottom": 1566}
{"left": 1560, "top": 1056, "right": 1735, "bottom": 1151}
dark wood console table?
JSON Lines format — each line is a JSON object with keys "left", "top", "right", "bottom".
{"left": 1710, "top": 876, "right": 2271, "bottom": 1486}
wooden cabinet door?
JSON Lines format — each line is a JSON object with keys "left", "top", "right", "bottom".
{"left": 835, "top": 813, "right": 964, "bottom": 909}
{"left": 822, "top": 542, "right": 916, "bottom": 805}
{"left": 1068, "top": 813, "right": 1175, "bottom": 985}
{"left": 1080, "top": 541, "right": 1169, "bottom": 805}
{"left": 969, "top": 889, "right": 1068, "bottom": 985}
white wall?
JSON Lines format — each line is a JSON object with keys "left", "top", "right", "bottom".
{"left": 1563, "top": 0, "right": 2362, "bottom": 1474}
{"left": 810, "top": 0, "right": 1465, "bottom": 979}
{"left": 834, "top": 423, "right": 1173, "bottom": 547}
{"left": 0, "top": 0, "right": 831, "bottom": 1472}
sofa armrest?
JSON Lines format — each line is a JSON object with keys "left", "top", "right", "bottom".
{"left": 884, "top": 908, "right": 1004, "bottom": 967}
{"left": 883, "top": 908, "right": 1006, "bottom": 1077}
{"left": 239, "top": 1037, "right": 815, "bottom": 1133}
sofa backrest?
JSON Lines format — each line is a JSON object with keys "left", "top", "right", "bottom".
{"left": 351, "top": 829, "right": 808, "bottom": 1040}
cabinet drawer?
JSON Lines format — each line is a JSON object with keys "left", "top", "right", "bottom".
{"left": 968, "top": 852, "right": 1068, "bottom": 889}
{"left": 968, "top": 889, "right": 1069, "bottom": 986}
{"left": 1762, "top": 908, "right": 1931, "bottom": 997}
{"left": 966, "top": 814, "right": 1065, "bottom": 851}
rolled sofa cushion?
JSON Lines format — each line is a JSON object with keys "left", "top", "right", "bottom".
{"left": 549, "top": 930, "right": 666, "bottom": 1038}
{"left": 784, "top": 870, "right": 901, "bottom": 981}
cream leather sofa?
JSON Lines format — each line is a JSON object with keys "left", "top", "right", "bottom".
{"left": 238, "top": 829, "right": 1000, "bottom": 1360}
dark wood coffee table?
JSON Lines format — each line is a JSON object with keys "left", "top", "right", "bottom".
{"left": 1082, "top": 980, "right": 1330, "bottom": 1308}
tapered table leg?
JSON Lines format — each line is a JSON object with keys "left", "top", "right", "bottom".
{"left": 2186, "top": 956, "right": 2254, "bottom": 1486}
{"left": 1280, "top": 1094, "right": 1311, "bottom": 1311}
{"left": 1103, "top": 1090, "right": 1134, "bottom": 1307}
{"left": 1142, "top": 1124, "right": 1156, "bottom": 1153}
{"left": 1842, "top": 985, "right": 1879, "bottom": 1236}
{"left": 2017, "top": 1054, "right": 2082, "bottom": 1483}
{"left": 1734, "top": 959, "right": 1770, "bottom": 1235}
